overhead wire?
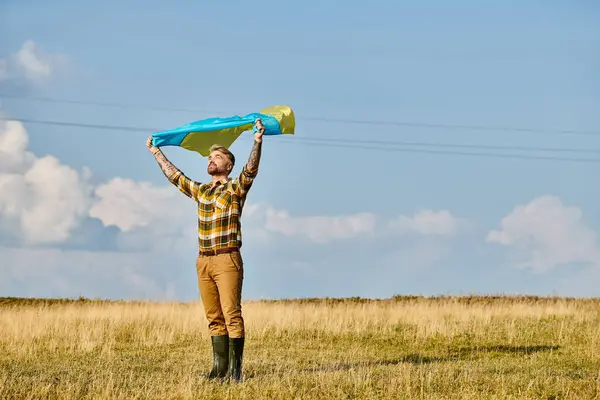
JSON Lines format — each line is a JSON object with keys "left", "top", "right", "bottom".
{"left": 2, "top": 93, "right": 599, "bottom": 136}
{"left": 2, "top": 115, "right": 599, "bottom": 155}
{"left": 2, "top": 116, "right": 600, "bottom": 164}
{"left": 278, "top": 139, "right": 600, "bottom": 163}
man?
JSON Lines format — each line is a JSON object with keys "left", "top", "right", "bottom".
{"left": 146, "top": 119, "right": 265, "bottom": 382}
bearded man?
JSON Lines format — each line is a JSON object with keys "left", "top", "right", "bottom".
{"left": 145, "top": 118, "right": 265, "bottom": 382}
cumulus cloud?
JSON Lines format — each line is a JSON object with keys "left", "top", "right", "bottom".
{"left": 388, "top": 209, "right": 462, "bottom": 236}
{"left": 0, "top": 120, "right": 196, "bottom": 249}
{"left": 88, "top": 177, "right": 199, "bottom": 252}
{"left": 487, "top": 195, "right": 600, "bottom": 273}
{"left": 0, "top": 120, "right": 93, "bottom": 244}
{"left": 0, "top": 120, "right": 36, "bottom": 172}
{"left": 90, "top": 177, "right": 190, "bottom": 233}
{"left": 250, "top": 205, "right": 463, "bottom": 244}
{"left": 264, "top": 208, "right": 376, "bottom": 243}
{"left": 0, "top": 40, "right": 67, "bottom": 84}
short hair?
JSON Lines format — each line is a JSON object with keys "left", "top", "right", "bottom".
{"left": 209, "top": 144, "right": 235, "bottom": 167}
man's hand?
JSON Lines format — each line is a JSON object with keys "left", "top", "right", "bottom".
{"left": 146, "top": 135, "right": 159, "bottom": 154}
{"left": 254, "top": 118, "right": 265, "bottom": 142}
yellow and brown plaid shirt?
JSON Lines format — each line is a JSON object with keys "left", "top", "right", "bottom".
{"left": 168, "top": 165, "right": 257, "bottom": 253}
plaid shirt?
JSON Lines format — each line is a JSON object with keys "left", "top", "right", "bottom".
{"left": 169, "top": 165, "right": 257, "bottom": 253}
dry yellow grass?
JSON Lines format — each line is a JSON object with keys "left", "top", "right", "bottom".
{"left": 1, "top": 296, "right": 599, "bottom": 399}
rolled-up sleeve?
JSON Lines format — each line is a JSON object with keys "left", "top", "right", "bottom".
{"left": 236, "top": 165, "right": 257, "bottom": 198}
{"left": 169, "top": 171, "right": 201, "bottom": 200}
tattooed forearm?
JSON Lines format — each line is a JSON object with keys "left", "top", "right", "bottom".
{"left": 245, "top": 140, "right": 262, "bottom": 174}
{"left": 153, "top": 149, "right": 180, "bottom": 181}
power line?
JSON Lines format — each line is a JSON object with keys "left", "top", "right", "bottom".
{"left": 3, "top": 116, "right": 600, "bottom": 164}
{"left": 2, "top": 117, "right": 151, "bottom": 132}
{"left": 302, "top": 116, "right": 600, "bottom": 136}
{"left": 1, "top": 94, "right": 217, "bottom": 115}
{"left": 291, "top": 136, "right": 600, "bottom": 155}
{"left": 2, "top": 94, "right": 599, "bottom": 136}
{"left": 3, "top": 116, "right": 599, "bottom": 155}
{"left": 277, "top": 139, "right": 600, "bottom": 164}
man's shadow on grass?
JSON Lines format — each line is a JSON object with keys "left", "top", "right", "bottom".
{"left": 245, "top": 344, "right": 560, "bottom": 378}
{"left": 304, "top": 344, "right": 560, "bottom": 373}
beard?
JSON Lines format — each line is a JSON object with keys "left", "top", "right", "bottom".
{"left": 207, "top": 163, "right": 227, "bottom": 176}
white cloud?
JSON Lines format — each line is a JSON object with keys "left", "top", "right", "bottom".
{"left": 256, "top": 206, "right": 463, "bottom": 244}
{"left": 0, "top": 120, "right": 92, "bottom": 244}
{"left": 15, "top": 41, "right": 53, "bottom": 81}
{"left": 487, "top": 195, "right": 600, "bottom": 273}
{"left": 90, "top": 177, "right": 189, "bottom": 233}
{"left": 88, "top": 177, "right": 199, "bottom": 253}
{"left": 0, "top": 120, "right": 36, "bottom": 172}
{"left": 0, "top": 40, "right": 67, "bottom": 84}
{"left": 20, "top": 157, "right": 92, "bottom": 243}
{"left": 263, "top": 207, "right": 376, "bottom": 244}
{"left": 388, "top": 209, "right": 462, "bottom": 236}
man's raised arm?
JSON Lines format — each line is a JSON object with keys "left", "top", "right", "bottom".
{"left": 146, "top": 136, "right": 200, "bottom": 200}
{"left": 245, "top": 137, "right": 263, "bottom": 176}
{"left": 237, "top": 119, "right": 264, "bottom": 197}
{"left": 147, "top": 136, "right": 180, "bottom": 180}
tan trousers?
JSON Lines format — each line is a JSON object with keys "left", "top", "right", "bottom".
{"left": 196, "top": 251, "right": 244, "bottom": 338}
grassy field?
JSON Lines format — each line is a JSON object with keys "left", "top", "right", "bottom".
{"left": 1, "top": 295, "right": 599, "bottom": 399}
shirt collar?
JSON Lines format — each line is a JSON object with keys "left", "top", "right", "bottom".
{"left": 211, "top": 177, "right": 231, "bottom": 187}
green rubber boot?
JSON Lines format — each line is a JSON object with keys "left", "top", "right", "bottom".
{"left": 226, "top": 337, "right": 245, "bottom": 382}
{"left": 206, "top": 335, "right": 229, "bottom": 380}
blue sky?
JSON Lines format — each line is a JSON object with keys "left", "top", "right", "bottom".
{"left": 1, "top": 0, "right": 599, "bottom": 300}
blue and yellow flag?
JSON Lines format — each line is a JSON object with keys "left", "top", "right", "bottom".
{"left": 151, "top": 105, "right": 295, "bottom": 156}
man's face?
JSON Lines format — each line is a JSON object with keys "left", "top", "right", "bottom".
{"left": 207, "top": 150, "right": 232, "bottom": 176}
